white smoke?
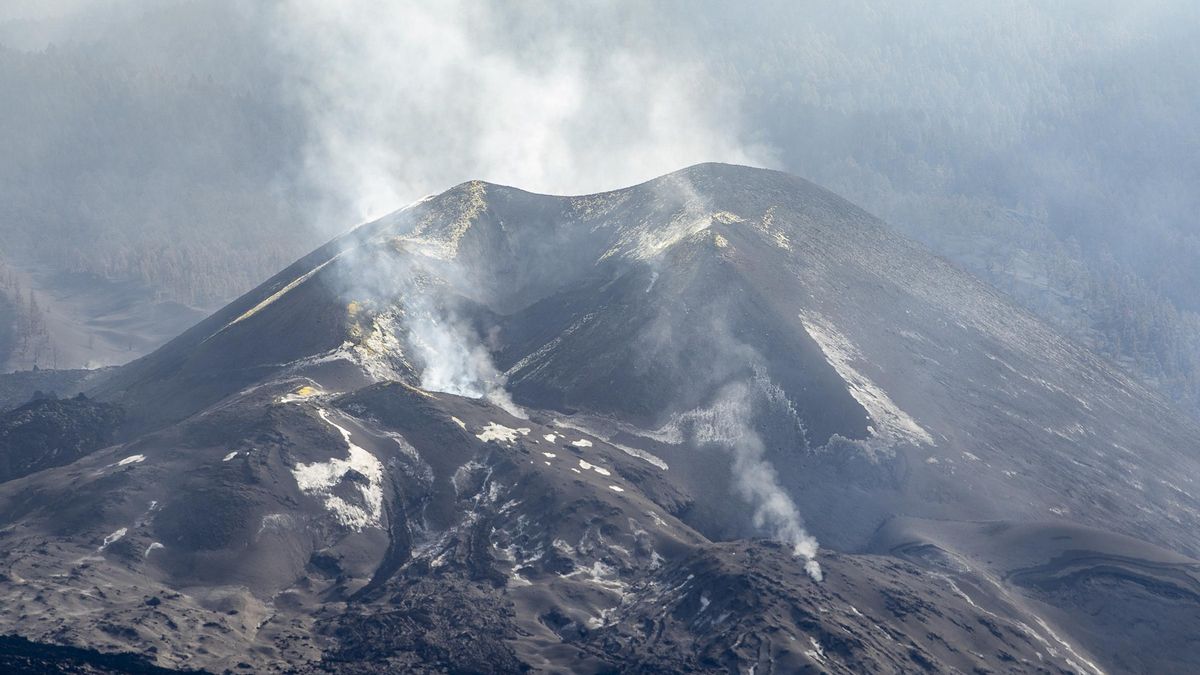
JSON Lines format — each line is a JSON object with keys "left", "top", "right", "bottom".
{"left": 405, "top": 304, "right": 524, "bottom": 418}
{"left": 669, "top": 374, "right": 823, "bottom": 581}
{"left": 330, "top": 223, "right": 524, "bottom": 418}
{"left": 270, "top": 0, "right": 772, "bottom": 232}
{"left": 267, "top": 0, "right": 777, "bottom": 427}
{"left": 270, "top": 1, "right": 770, "bottom": 420}
{"left": 270, "top": 3, "right": 817, "bottom": 563}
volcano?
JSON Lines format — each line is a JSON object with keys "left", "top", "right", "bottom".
{"left": 2, "top": 164, "right": 1198, "bottom": 673}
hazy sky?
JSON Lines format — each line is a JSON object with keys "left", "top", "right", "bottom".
{"left": 2, "top": 0, "right": 1199, "bottom": 410}
{"left": 4, "top": 1, "right": 1197, "bottom": 250}
{"left": 267, "top": 0, "right": 1199, "bottom": 240}
{"left": 0, "top": 0, "right": 93, "bottom": 21}
{"left": 270, "top": 0, "right": 772, "bottom": 228}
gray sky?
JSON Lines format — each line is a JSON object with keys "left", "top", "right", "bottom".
{"left": 3, "top": 0, "right": 1200, "bottom": 412}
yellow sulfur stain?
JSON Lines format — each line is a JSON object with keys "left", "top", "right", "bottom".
{"left": 395, "top": 181, "right": 488, "bottom": 260}
{"left": 347, "top": 301, "right": 366, "bottom": 339}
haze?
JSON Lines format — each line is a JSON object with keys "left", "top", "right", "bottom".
{"left": 1, "top": 0, "right": 1198, "bottom": 419}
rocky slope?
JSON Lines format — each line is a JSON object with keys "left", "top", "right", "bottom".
{"left": 0, "top": 393, "right": 123, "bottom": 483}
{"left": 1, "top": 164, "right": 1198, "bottom": 672}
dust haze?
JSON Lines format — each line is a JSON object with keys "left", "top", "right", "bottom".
{"left": 270, "top": 0, "right": 770, "bottom": 229}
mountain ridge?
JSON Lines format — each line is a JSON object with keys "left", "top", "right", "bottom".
{"left": 1, "top": 163, "right": 1197, "bottom": 672}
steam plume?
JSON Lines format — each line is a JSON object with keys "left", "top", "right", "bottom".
{"left": 670, "top": 375, "right": 823, "bottom": 581}
{"left": 271, "top": 0, "right": 771, "bottom": 233}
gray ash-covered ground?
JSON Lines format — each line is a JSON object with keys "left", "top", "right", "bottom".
{"left": 0, "top": 164, "right": 1198, "bottom": 672}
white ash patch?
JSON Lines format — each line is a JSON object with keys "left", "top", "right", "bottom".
{"left": 552, "top": 418, "right": 668, "bottom": 469}
{"left": 484, "top": 480, "right": 504, "bottom": 505}
{"left": 601, "top": 210, "right": 745, "bottom": 262}
{"left": 134, "top": 500, "right": 160, "bottom": 528}
{"left": 214, "top": 254, "right": 340, "bottom": 336}
{"left": 542, "top": 452, "right": 557, "bottom": 459}
{"left": 222, "top": 451, "right": 238, "bottom": 462}
{"left": 143, "top": 542, "right": 163, "bottom": 557}
{"left": 451, "top": 460, "right": 487, "bottom": 496}
{"left": 290, "top": 409, "right": 384, "bottom": 530}
{"left": 604, "top": 438, "right": 667, "bottom": 470}
{"left": 799, "top": 311, "right": 934, "bottom": 446}
{"left": 505, "top": 333, "right": 568, "bottom": 379}
{"left": 645, "top": 270, "right": 659, "bottom": 293}
{"left": 451, "top": 416, "right": 467, "bottom": 429}
{"left": 476, "top": 422, "right": 521, "bottom": 444}
{"left": 378, "top": 430, "right": 426, "bottom": 472}
{"left": 587, "top": 607, "right": 620, "bottom": 630}
{"left": 257, "top": 513, "right": 300, "bottom": 536}
{"left": 565, "top": 560, "right": 629, "bottom": 595}
{"left": 353, "top": 310, "right": 415, "bottom": 382}
{"left": 116, "top": 454, "right": 145, "bottom": 466}
{"left": 99, "top": 528, "right": 127, "bottom": 551}
{"left": 506, "top": 571, "right": 533, "bottom": 588}
{"left": 570, "top": 439, "right": 593, "bottom": 448}
{"left": 757, "top": 206, "right": 793, "bottom": 251}
{"left": 608, "top": 485, "right": 625, "bottom": 493}
{"left": 543, "top": 433, "right": 558, "bottom": 443}
{"left": 805, "top": 637, "right": 827, "bottom": 663}
{"left": 578, "top": 460, "right": 612, "bottom": 477}
{"left": 281, "top": 341, "right": 359, "bottom": 372}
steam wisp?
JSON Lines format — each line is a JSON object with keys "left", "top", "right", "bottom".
{"left": 670, "top": 375, "right": 823, "bottom": 581}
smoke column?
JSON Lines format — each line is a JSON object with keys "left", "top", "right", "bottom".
{"left": 271, "top": 0, "right": 772, "bottom": 234}
{"left": 670, "top": 377, "right": 823, "bottom": 581}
